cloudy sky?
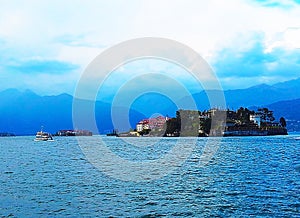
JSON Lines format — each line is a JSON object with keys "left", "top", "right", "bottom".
{"left": 1, "top": 0, "right": 300, "bottom": 97}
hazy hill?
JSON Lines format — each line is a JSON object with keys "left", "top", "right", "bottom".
{"left": 224, "top": 78, "right": 300, "bottom": 108}
{"left": 127, "top": 77, "right": 300, "bottom": 116}
{"left": 264, "top": 98, "right": 300, "bottom": 132}
{"left": 0, "top": 89, "right": 145, "bottom": 135}
{"left": 0, "top": 77, "right": 299, "bottom": 135}
{"left": 188, "top": 77, "right": 300, "bottom": 110}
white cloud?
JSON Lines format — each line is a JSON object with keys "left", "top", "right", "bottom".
{"left": 0, "top": 0, "right": 300, "bottom": 94}
{"left": 131, "top": 0, "right": 300, "bottom": 56}
{"left": 284, "top": 28, "right": 300, "bottom": 48}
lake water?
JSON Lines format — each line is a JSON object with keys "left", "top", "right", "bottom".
{"left": 0, "top": 135, "right": 299, "bottom": 217}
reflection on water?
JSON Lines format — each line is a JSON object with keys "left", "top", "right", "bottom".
{"left": 0, "top": 135, "right": 299, "bottom": 217}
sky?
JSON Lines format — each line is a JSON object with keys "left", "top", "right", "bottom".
{"left": 0, "top": 0, "right": 300, "bottom": 97}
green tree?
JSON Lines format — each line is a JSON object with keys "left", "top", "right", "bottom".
{"left": 176, "top": 110, "right": 181, "bottom": 132}
{"left": 200, "top": 118, "right": 211, "bottom": 135}
{"left": 236, "top": 107, "right": 253, "bottom": 124}
{"left": 165, "top": 118, "right": 180, "bottom": 135}
{"left": 280, "top": 117, "right": 287, "bottom": 127}
{"left": 140, "top": 128, "right": 151, "bottom": 136}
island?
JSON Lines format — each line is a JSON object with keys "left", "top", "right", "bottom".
{"left": 128, "top": 107, "right": 287, "bottom": 137}
{"left": 55, "top": 129, "right": 92, "bottom": 136}
{"left": 0, "top": 132, "right": 15, "bottom": 137}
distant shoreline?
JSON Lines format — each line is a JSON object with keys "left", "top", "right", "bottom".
{"left": 2, "top": 132, "right": 300, "bottom": 138}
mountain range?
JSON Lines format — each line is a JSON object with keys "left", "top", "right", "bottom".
{"left": 0, "top": 89, "right": 145, "bottom": 135}
{"left": 131, "top": 77, "right": 300, "bottom": 113}
{"left": 0, "top": 77, "right": 299, "bottom": 135}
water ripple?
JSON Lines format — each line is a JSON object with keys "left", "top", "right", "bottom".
{"left": 0, "top": 135, "right": 299, "bottom": 217}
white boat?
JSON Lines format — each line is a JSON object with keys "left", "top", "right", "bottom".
{"left": 35, "top": 128, "right": 53, "bottom": 141}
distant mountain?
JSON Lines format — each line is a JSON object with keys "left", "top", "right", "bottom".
{"left": 166, "top": 78, "right": 300, "bottom": 110}
{"left": 264, "top": 98, "right": 300, "bottom": 132}
{"left": 127, "top": 77, "right": 300, "bottom": 116}
{"left": 272, "top": 77, "right": 300, "bottom": 90}
{"left": 126, "top": 92, "right": 178, "bottom": 117}
{"left": 1, "top": 77, "right": 299, "bottom": 135}
{"left": 225, "top": 77, "right": 300, "bottom": 108}
{"left": 185, "top": 77, "right": 300, "bottom": 110}
{"left": 0, "top": 89, "right": 145, "bottom": 135}
{"left": 125, "top": 77, "right": 300, "bottom": 131}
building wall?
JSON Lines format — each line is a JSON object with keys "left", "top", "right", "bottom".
{"left": 250, "top": 114, "right": 261, "bottom": 127}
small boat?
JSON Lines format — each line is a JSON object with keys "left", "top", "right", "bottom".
{"left": 35, "top": 127, "right": 53, "bottom": 141}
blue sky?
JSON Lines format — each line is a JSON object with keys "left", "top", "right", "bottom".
{"left": 0, "top": 0, "right": 300, "bottom": 96}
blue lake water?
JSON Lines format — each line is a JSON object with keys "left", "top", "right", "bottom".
{"left": 0, "top": 135, "right": 299, "bottom": 217}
